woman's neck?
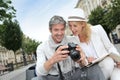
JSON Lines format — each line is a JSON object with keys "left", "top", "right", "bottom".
{"left": 78, "top": 34, "right": 89, "bottom": 44}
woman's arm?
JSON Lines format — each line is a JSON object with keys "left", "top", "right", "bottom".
{"left": 97, "top": 25, "right": 119, "bottom": 55}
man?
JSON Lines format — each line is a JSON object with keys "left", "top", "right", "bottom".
{"left": 36, "top": 15, "right": 105, "bottom": 80}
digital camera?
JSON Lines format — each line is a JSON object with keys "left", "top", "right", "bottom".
{"left": 56, "top": 42, "right": 81, "bottom": 61}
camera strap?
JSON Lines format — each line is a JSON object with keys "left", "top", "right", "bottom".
{"left": 57, "top": 63, "right": 64, "bottom": 80}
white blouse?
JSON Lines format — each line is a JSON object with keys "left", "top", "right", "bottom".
{"left": 80, "top": 40, "right": 98, "bottom": 58}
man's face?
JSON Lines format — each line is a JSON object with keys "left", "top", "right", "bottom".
{"left": 50, "top": 24, "right": 65, "bottom": 43}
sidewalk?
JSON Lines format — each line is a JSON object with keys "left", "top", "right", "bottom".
{"left": 0, "top": 63, "right": 35, "bottom": 80}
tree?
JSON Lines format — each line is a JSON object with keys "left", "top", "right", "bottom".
{"left": 88, "top": 6, "right": 111, "bottom": 34}
{"left": 88, "top": 6, "right": 104, "bottom": 25}
{"left": 3, "top": 19, "right": 23, "bottom": 65}
{"left": 0, "top": 24, "right": 6, "bottom": 45}
{"left": 20, "top": 35, "right": 40, "bottom": 65}
{"left": 22, "top": 35, "right": 40, "bottom": 55}
{"left": 88, "top": 0, "right": 120, "bottom": 35}
{"left": 0, "top": 0, "right": 16, "bottom": 45}
{"left": 0, "top": 0, "right": 16, "bottom": 22}
{"left": 107, "top": 0, "right": 120, "bottom": 28}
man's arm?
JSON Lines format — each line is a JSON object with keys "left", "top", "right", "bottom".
{"left": 44, "top": 57, "right": 55, "bottom": 71}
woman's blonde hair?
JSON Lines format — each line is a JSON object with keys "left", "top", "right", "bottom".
{"left": 79, "top": 21, "right": 91, "bottom": 42}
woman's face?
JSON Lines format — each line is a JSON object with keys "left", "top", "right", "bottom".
{"left": 68, "top": 21, "right": 83, "bottom": 36}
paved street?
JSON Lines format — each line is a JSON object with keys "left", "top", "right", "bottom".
{"left": 0, "top": 63, "right": 35, "bottom": 80}
{"left": 0, "top": 44, "right": 119, "bottom": 80}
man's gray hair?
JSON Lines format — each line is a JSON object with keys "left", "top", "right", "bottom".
{"left": 49, "top": 15, "right": 66, "bottom": 29}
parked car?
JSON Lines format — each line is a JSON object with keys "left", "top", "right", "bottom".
{"left": 112, "top": 32, "right": 119, "bottom": 44}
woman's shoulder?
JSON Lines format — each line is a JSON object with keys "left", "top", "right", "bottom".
{"left": 91, "top": 24, "right": 104, "bottom": 32}
{"left": 91, "top": 24, "right": 103, "bottom": 29}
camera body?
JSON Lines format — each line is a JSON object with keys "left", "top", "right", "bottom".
{"left": 56, "top": 42, "right": 81, "bottom": 61}
{"left": 67, "top": 42, "right": 81, "bottom": 61}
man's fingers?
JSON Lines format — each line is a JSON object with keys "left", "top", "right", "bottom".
{"left": 57, "top": 45, "right": 68, "bottom": 51}
{"left": 61, "top": 50, "right": 69, "bottom": 55}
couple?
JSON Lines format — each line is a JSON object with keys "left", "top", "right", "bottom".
{"left": 36, "top": 8, "right": 120, "bottom": 80}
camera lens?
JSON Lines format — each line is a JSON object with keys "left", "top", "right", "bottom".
{"left": 69, "top": 50, "right": 81, "bottom": 61}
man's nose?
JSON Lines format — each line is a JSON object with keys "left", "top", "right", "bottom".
{"left": 58, "top": 31, "right": 63, "bottom": 35}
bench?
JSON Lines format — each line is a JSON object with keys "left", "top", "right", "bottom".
{"left": 0, "top": 64, "right": 10, "bottom": 75}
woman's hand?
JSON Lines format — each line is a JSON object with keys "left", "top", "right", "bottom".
{"left": 75, "top": 45, "right": 87, "bottom": 66}
{"left": 116, "top": 62, "right": 120, "bottom": 68}
{"left": 87, "top": 57, "right": 96, "bottom": 63}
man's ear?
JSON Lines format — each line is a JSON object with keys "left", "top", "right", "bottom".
{"left": 49, "top": 28, "right": 52, "bottom": 33}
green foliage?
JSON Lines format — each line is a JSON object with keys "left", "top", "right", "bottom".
{"left": 0, "top": 0, "right": 16, "bottom": 22}
{"left": 88, "top": 6, "right": 110, "bottom": 34}
{"left": 0, "top": 24, "right": 6, "bottom": 45}
{"left": 110, "top": 0, "right": 120, "bottom": 27}
{"left": 88, "top": 0, "right": 120, "bottom": 35}
{"left": 0, "top": 0, "right": 16, "bottom": 45}
{"left": 88, "top": 6, "right": 104, "bottom": 25}
{"left": 3, "top": 20, "right": 22, "bottom": 52}
{"left": 22, "top": 36, "right": 41, "bottom": 55}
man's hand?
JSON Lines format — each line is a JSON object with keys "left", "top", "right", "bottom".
{"left": 51, "top": 45, "right": 69, "bottom": 64}
{"left": 44, "top": 45, "right": 69, "bottom": 72}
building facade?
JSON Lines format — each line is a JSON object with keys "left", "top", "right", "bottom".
{"left": 0, "top": 46, "right": 14, "bottom": 65}
{"left": 0, "top": 46, "right": 23, "bottom": 65}
{"left": 75, "top": 0, "right": 111, "bottom": 18}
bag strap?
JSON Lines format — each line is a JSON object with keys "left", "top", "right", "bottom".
{"left": 57, "top": 63, "right": 64, "bottom": 80}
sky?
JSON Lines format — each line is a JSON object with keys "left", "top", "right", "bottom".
{"left": 12, "top": 0, "right": 78, "bottom": 42}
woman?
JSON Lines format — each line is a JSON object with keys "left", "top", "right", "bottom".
{"left": 67, "top": 8, "right": 120, "bottom": 80}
